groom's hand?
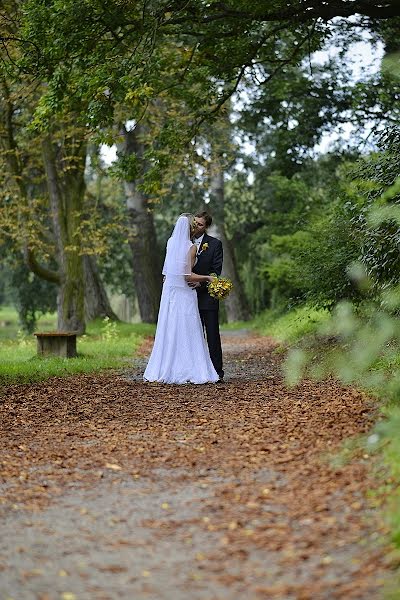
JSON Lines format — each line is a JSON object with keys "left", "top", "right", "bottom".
{"left": 188, "top": 282, "right": 201, "bottom": 288}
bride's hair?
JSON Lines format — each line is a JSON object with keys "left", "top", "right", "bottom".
{"left": 179, "top": 213, "right": 195, "bottom": 237}
{"left": 162, "top": 214, "right": 194, "bottom": 276}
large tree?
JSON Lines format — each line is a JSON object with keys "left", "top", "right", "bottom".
{"left": 2, "top": 0, "right": 399, "bottom": 326}
{"left": 1, "top": 1, "right": 120, "bottom": 331}
{"left": 0, "top": 76, "right": 116, "bottom": 332}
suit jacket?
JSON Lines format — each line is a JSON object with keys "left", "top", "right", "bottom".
{"left": 192, "top": 233, "right": 223, "bottom": 310}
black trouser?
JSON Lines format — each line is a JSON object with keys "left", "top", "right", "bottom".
{"left": 199, "top": 309, "right": 224, "bottom": 379}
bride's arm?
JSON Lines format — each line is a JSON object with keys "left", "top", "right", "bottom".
{"left": 185, "top": 273, "right": 215, "bottom": 283}
{"left": 185, "top": 246, "right": 215, "bottom": 283}
{"left": 190, "top": 244, "right": 197, "bottom": 269}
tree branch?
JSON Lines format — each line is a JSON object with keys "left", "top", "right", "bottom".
{"left": 24, "top": 247, "right": 61, "bottom": 284}
{"left": 164, "top": 1, "right": 400, "bottom": 27}
{"left": 192, "top": 20, "right": 317, "bottom": 134}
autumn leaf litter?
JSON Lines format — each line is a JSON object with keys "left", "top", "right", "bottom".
{"left": 0, "top": 331, "right": 393, "bottom": 599}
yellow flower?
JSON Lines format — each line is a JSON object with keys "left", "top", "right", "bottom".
{"left": 207, "top": 276, "right": 233, "bottom": 300}
{"left": 202, "top": 242, "right": 209, "bottom": 251}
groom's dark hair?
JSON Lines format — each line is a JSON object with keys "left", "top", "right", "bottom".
{"left": 195, "top": 211, "right": 212, "bottom": 227}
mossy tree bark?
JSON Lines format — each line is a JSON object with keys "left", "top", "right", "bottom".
{"left": 42, "top": 135, "right": 86, "bottom": 333}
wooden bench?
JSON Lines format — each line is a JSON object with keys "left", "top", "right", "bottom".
{"left": 34, "top": 332, "right": 77, "bottom": 358}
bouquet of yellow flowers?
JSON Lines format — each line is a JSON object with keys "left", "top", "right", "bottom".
{"left": 207, "top": 274, "right": 233, "bottom": 300}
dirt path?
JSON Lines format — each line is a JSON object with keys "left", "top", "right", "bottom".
{"left": 0, "top": 332, "right": 391, "bottom": 599}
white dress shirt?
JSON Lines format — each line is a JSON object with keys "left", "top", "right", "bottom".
{"left": 193, "top": 233, "right": 205, "bottom": 254}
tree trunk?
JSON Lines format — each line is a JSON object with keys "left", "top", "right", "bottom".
{"left": 57, "top": 250, "right": 85, "bottom": 333}
{"left": 210, "top": 168, "right": 250, "bottom": 322}
{"left": 83, "top": 255, "right": 118, "bottom": 321}
{"left": 119, "top": 124, "right": 161, "bottom": 323}
{"left": 42, "top": 135, "right": 86, "bottom": 333}
{"left": 127, "top": 204, "right": 162, "bottom": 323}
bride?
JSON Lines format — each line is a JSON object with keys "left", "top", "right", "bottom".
{"left": 143, "top": 214, "right": 219, "bottom": 384}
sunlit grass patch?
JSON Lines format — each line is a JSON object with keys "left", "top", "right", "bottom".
{"left": 374, "top": 407, "right": 400, "bottom": 551}
{"left": 220, "top": 320, "right": 253, "bottom": 331}
{"left": 221, "top": 305, "right": 329, "bottom": 343}
{"left": 253, "top": 305, "right": 330, "bottom": 343}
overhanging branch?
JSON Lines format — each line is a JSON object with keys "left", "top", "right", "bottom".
{"left": 24, "top": 247, "right": 61, "bottom": 284}
{"left": 164, "top": 1, "right": 400, "bottom": 27}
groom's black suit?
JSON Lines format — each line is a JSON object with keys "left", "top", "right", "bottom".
{"left": 192, "top": 233, "right": 224, "bottom": 380}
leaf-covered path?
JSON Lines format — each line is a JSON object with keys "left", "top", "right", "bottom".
{"left": 0, "top": 332, "right": 391, "bottom": 599}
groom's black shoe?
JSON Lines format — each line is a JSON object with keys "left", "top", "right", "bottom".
{"left": 216, "top": 377, "right": 225, "bottom": 384}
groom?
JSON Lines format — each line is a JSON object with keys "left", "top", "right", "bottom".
{"left": 191, "top": 211, "right": 224, "bottom": 382}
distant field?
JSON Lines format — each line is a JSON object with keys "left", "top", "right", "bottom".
{"left": 0, "top": 306, "right": 58, "bottom": 341}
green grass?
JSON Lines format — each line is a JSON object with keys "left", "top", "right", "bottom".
{"left": 0, "top": 307, "right": 155, "bottom": 385}
{"left": 370, "top": 405, "right": 400, "bottom": 589}
{"left": 251, "top": 305, "right": 329, "bottom": 343}
{"left": 220, "top": 320, "right": 254, "bottom": 331}
{"left": 220, "top": 305, "right": 329, "bottom": 343}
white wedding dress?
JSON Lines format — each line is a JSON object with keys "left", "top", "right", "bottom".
{"left": 143, "top": 216, "right": 219, "bottom": 385}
